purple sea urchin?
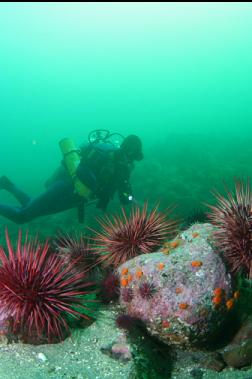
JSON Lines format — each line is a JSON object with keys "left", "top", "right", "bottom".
{"left": 100, "top": 272, "right": 120, "bottom": 303}
{"left": 139, "top": 281, "right": 157, "bottom": 299}
{"left": 121, "top": 288, "right": 134, "bottom": 303}
{"left": 92, "top": 204, "right": 178, "bottom": 269}
{"left": 207, "top": 180, "right": 252, "bottom": 277}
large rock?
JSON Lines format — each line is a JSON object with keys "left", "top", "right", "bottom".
{"left": 117, "top": 223, "right": 234, "bottom": 348}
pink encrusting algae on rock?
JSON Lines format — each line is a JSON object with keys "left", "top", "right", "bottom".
{"left": 117, "top": 223, "right": 233, "bottom": 348}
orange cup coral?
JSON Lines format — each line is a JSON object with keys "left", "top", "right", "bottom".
{"left": 162, "top": 320, "right": 170, "bottom": 328}
{"left": 127, "top": 274, "right": 133, "bottom": 283}
{"left": 213, "top": 288, "right": 223, "bottom": 297}
{"left": 136, "top": 270, "right": 143, "bottom": 279}
{"left": 170, "top": 241, "right": 179, "bottom": 249}
{"left": 226, "top": 299, "right": 234, "bottom": 310}
{"left": 233, "top": 291, "right": 240, "bottom": 300}
{"left": 191, "top": 260, "right": 203, "bottom": 268}
{"left": 212, "top": 296, "right": 222, "bottom": 306}
{"left": 121, "top": 278, "right": 128, "bottom": 287}
{"left": 121, "top": 268, "right": 128, "bottom": 276}
{"left": 179, "top": 303, "right": 189, "bottom": 310}
{"left": 175, "top": 287, "right": 183, "bottom": 294}
{"left": 192, "top": 232, "right": 199, "bottom": 238}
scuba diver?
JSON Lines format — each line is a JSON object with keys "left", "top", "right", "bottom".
{"left": 0, "top": 130, "right": 143, "bottom": 224}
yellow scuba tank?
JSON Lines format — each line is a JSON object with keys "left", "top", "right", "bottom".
{"left": 59, "top": 138, "right": 92, "bottom": 199}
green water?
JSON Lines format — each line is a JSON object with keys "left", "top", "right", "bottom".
{"left": 1, "top": 5, "right": 252, "bottom": 379}
{"left": 0, "top": 2, "right": 252, "bottom": 234}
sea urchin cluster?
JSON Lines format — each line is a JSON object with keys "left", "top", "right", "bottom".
{"left": 208, "top": 180, "right": 252, "bottom": 277}
{"left": 92, "top": 204, "right": 177, "bottom": 268}
{"left": 0, "top": 230, "right": 95, "bottom": 342}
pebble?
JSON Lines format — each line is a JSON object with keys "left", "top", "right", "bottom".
{"left": 37, "top": 352, "right": 47, "bottom": 362}
{"left": 223, "top": 339, "right": 252, "bottom": 369}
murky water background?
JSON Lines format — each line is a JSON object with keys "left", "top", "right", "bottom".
{"left": 0, "top": 2, "right": 251, "bottom": 231}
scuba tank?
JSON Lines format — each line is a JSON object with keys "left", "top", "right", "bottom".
{"left": 59, "top": 138, "right": 92, "bottom": 200}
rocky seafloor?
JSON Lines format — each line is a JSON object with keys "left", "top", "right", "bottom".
{"left": 2, "top": 306, "right": 252, "bottom": 379}
{"left": 0, "top": 307, "right": 133, "bottom": 379}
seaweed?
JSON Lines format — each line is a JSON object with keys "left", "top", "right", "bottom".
{"left": 124, "top": 320, "right": 175, "bottom": 379}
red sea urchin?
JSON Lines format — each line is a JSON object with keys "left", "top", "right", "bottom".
{"left": 0, "top": 230, "right": 95, "bottom": 342}
{"left": 92, "top": 204, "right": 177, "bottom": 269}
{"left": 55, "top": 232, "right": 96, "bottom": 271}
{"left": 207, "top": 180, "right": 252, "bottom": 277}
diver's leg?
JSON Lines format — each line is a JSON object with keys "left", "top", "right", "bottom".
{"left": 0, "top": 176, "right": 30, "bottom": 206}
{"left": 0, "top": 204, "right": 26, "bottom": 224}
{"left": 0, "top": 181, "right": 80, "bottom": 224}
{"left": 22, "top": 181, "right": 80, "bottom": 218}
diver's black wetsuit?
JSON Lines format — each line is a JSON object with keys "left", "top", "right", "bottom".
{"left": 0, "top": 180, "right": 82, "bottom": 224}
{"left": 0, "top": 146, "right": 133, "bottom": 224}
